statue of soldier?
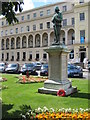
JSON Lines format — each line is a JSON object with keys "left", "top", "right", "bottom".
{"left": 52, "top": 6, "right": 63, "bottom": 45}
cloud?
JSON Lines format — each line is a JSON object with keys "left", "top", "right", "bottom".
{"left": 23, "top": 0, "right": 34, "bottom": 11}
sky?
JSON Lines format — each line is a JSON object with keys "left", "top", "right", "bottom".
{"left": 0, "top": 0, "right": 63, "bottom": 18}
{"left": 23, "top": 0, "right": 64, "bottom": 11}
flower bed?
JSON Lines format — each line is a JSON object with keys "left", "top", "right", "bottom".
{"left": 0, "top": 77, "right": 7, "bottom": 82}
{"left": 21, "top": 107, "right": 90, "bottom": 120}
{"left": 0, "top": 85, "right": 8, "bottom": 90}
{"left": 18, "top": 75, "right": 48, "bottom": 84}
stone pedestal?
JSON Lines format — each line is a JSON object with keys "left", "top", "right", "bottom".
{"left": 38, "top": 45, "right": 77, "bottom": 96}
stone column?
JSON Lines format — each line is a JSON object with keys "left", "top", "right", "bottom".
{"left": 26, "top": 36, "right": 28, "bottom": 48}
{"left": 20, "top": 37, "right": 22, "bottom": 48}
{"left": 9, "top": 38, "right": 11, "bottom": 49}
{"left": 20, "top": 51, "right": 22, "bottom": 61}
{"left": 0, "top": 39, "right": 1, "bottom": 50}
{"left": 65, "top": 30, "right": 68, "bottom": 45}
{"left": 33, "top": 35, "right": 35, "bottom": 48}
{"left": 26, "top": 51, "right": 28, "bottom": 61}
{"left": 15, "top": 38, "right": 16, "bottom": 49}
{"left": 4, "top": 39, "right": 6, "bottom": 50}
{"left": 40, "top": 34, "right": 42, "bottom": 47}
{"left": 48, "top": 33, "right": 50, "bottom": 47}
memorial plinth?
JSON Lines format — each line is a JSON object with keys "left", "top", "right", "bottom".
{"left": 38, "top": 45, "right": 77, "bottom": 96}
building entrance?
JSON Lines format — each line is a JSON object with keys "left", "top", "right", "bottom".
{"left": 80, "top": 52, "right": 86, "bottom": 62}
{"left": 79, "top": 46, "right": 86, "bottom": 62}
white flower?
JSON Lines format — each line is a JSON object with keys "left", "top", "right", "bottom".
{"left": 43, "top": 106, "right": 48, "bottom": 112}
{"left": 37, "top": 107, "right": 42, "bottom": 112}
{"left": 50, "top": 108, "right": 55, "bottom": 112}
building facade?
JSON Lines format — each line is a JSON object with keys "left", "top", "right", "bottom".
{"left": 0, "top": 0, "right": 90, "bottom": 65}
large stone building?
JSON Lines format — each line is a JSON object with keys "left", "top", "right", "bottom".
{"left": 0, "top": 0, "right": 90, "bottom": 65}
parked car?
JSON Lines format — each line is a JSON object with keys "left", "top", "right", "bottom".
{"left": 5, "top": 63, "right": 20, "bottom": 74}
{"left": 40, "top": 63, "right": 48, "bottom": 76}
{"left": 20, "top": 63, "right": 38, "bottom": 75}
{"left": 0, "top": 62, "right": 6, "bottom": 73}
{"left": 34, "top": 62, "right": 42, "bottom": 71}
{"left": 87, "top": 61, "right": 90, "bottom": 72}
{"left": 68, "top": 64, "right": 83, "bottom": 78}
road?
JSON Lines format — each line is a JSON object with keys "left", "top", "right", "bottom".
{"left": 83, "top": 71, "right": 90, "bottom": 80}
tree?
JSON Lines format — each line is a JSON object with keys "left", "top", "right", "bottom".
{"left": 0, "top": 1, "right": 24, "bottom": 24}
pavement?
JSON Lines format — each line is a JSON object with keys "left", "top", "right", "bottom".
{"left": 83, "top": 69, "right": 89, "bottom": 72}
{"left": 83, "top": 69, "right": 90, "bottom": 80}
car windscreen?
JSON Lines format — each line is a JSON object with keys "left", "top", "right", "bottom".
{"left": 41, "top": 64, "right": 48, "bottom": 69}
{"left": 0, "top": 64, "right": 4, "bottom": 67}
{"left": 8, "top": 64, "right": 17, "bottom": 68}
{"left": 25, "top": 64, "right": 34, "bottom": 68}
{"left": 68, "top": 65, "right": 77, "bottom": 69}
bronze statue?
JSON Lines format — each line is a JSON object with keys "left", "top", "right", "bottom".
{"left": 52, "top": 6, "right": 63, "bottom": 45}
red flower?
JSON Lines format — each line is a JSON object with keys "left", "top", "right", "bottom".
{"left": 57, "top": 89, "right": 66, "bottom": 97}
{"left": 22, "top": 76, "right": 26, "bottom": 83}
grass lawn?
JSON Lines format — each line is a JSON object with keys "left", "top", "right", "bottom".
{"left": 1, "top": 74, "right": 89, "bottom": 119}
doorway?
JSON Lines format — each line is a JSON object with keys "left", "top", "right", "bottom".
{"left": 80, "top": 52, "right": 86, "bottom": 62}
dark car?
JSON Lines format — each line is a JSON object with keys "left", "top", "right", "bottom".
{"left": 40, "top": 63, "right": 48, "bottom": 76}
{"left": 68, "top": 64, "right": 83, "bottom": 78}
{"left": 5, "top": 63, "right": 20, "bottom": 74}
{"left": 20, "top": 63, "right": 38, "bottom": 75}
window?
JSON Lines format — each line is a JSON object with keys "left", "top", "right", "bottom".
{"left": 2, "top": 53, "right": 4, "bottom": 61}
{"left": 62, "top": 6, "right": 67, "bottom": 12}
{"left": 1, "top": 31, "right": 3, "bottom": 36}
{"left": 80, "top": 13, "right": 85, "bottom": 21}
{"left": 40, "top": 11, "right": 43, "bottom": 16}
{"left": 6, "top": 53, "right": 9, "bottom": 61}
{"left": 27, "top": 26, "right": 30, "bottom": 31}
{"left": 33, "top": 25, "right": 36, "bottom": 30}
{"left": 33, "top": 13, "right": 36, "bottom": 18}
{"left": 36, "top": 53, "right": 39, "bottom": 61}
{"left": 63, "top": 19, "right": 67, "bottom": 26}
{"left": 6, "top": 20, "right": 8, "bottom": 25}
{"left": 21, "top": 27, "right": 24, "bottom": 32}
{"left": 72, "top": 33, "right": 75, "bottom": 44}
{"left": 79, "top": 0, "right": 84, "bottom": 4}
{"left": 2, "top": 21, "right": 4, "bottom": 26}
{"left": 47, "top": 9, "right": 50, "bottom": 15}
{"left": 5, "top": 30, "right": 8, "bottom": 35}
{"left": 21, "top": 16, "right": 24, "bottom": 21}
{"left": 69, "top": 50, "right": 74, "bottom": 59}
{"left": 63, "top": 38, "right": 65, "bottom": 45}
{"left": 22, "top": 52, "right": 26, "bottom": 61}
{"left": 80, "top": 30, "right": 85, "bottom": 44}
{"left": 72, "top": 18, "right": 75, "bottom": 25}
{"left": 17, "top": 52, "right": 20, "bottom": 61}
{"left": 47, "top": 22, "right": 50, "bottom": 28}
{"left": 29, "top": 54, "right": 32, "bottom": 60}
{"left": 10, "top": 29, "right": 13, "bottom": 34}
{"left": 43, "top": 53, "right": 47, "bottom": 59}
{"left": 27, "top": 14, "right": 30, "bottom": 20}
{"left": 40, "top": 23, "right": 43, "bottom": 29}
{"left": 16, "top": 28, "right": 18, "bottom": 33}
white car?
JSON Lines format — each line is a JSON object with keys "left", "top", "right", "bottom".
{"left": 0, "top": 63, "right": 6, "bottom": 73}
